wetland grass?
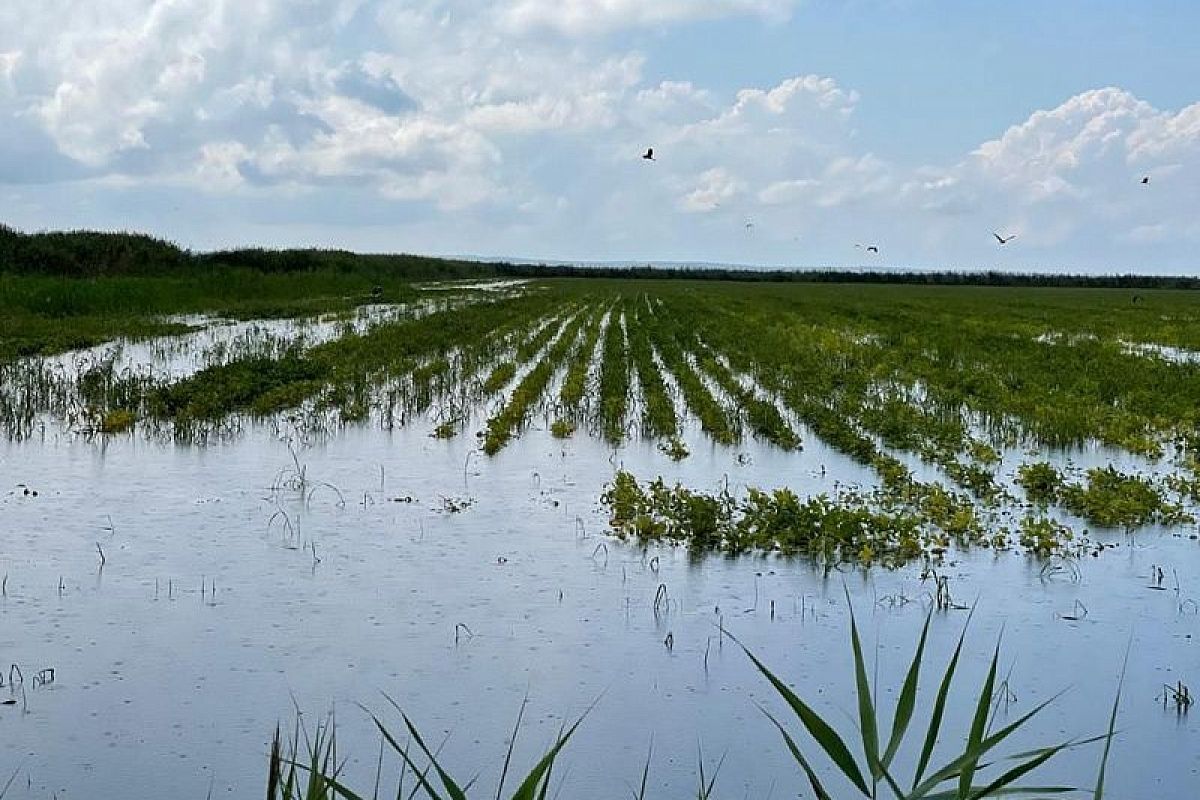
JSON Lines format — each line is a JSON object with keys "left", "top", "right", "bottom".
{"left": 269, "top": 610, "right": 1123, "bottom": 799}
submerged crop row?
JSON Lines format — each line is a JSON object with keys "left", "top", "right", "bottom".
{"left": 6, "top": 278, "right": 1200, "bottom": 545}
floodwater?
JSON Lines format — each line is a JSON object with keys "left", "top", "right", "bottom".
{"left": 1, "top": 324, "right": 1199, "bottom": 799}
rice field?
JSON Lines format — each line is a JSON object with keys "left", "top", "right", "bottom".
{"left": 2, "top": 274, "right": 1198, "bottom": 797}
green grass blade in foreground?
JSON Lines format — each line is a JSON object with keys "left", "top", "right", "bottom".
{"left": 369, "top": 705, "right": 454, "bottom": 800}
{"left": 965, "top": 742, "right": 1074, "bottom": 800}
{"left": 733, "top": 633, "right": 871, "bottom": 796}
{"left": 958, "top": 640, "right": 1001, "bottom": 798}
{"left": 908, "top": 693, "right": 1068, "bottom": 799}
{"left": 508, "top": 707, "right": 590, "bottom": 800}
{"left": 1094, "top": 642, "right": 1129, "bottom": 800}
{"left": 694, "top": 745, "right": 725, "bottom": 800}
{"left": 913, "top": 611, "right": 972, "bottom": 791}
{"left": 760, "top": 708, "right": 834, "bottom": 800}
{"left": 882, "top": 610, "right": 933, "bottom": 772}
{"left": 496, "top": 698, "right": 529, "bottom": 800}
{"left": 845, "top": 594, "right": 882, "bottom": 784}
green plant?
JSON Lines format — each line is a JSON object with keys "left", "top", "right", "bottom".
{"left": 735, "top": 599, "right": 1109, "bottom": 799}
{"left": 269, "top": 699, "right": 588, "bottom": 800}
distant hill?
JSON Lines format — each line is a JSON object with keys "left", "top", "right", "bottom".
{"left": 2, "top": 223, "right": 1197, "bottom": 289}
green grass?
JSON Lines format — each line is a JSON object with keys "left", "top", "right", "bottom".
{"left": 269, "top": 609, "right": 1123, "bottom": 799}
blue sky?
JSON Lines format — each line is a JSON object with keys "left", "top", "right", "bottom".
{"left": 2, "top": 1, "right": 1199, "bottom": 272}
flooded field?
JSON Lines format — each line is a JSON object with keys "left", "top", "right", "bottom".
{"left": 3, "top": 279, "right": 1200, "bottom": 798}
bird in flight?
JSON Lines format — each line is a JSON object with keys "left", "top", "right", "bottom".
{"left": 855, "top": 243, "right": 880, "bottom": 254}
{"left": 642, "top": 147, "right": 655, "bottom": 161}
{"left": 1141, "top": 176, "right": 1150, "bottom": 185}
{"left": 993, "top": 231, "right": 1018, "bottom": 245}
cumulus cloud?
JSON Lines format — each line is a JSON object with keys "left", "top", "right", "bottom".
{"left": 680, "top": 167, "right": 743, "bottom": 212}
{"left": 908, "top": 88, "right": 1200, "bottom": 250}
{"left": 1, "top": 2, "right": 1198, "bottom": 268}
{"left": 500, "top": 0, "right": 795, "bottom": 35}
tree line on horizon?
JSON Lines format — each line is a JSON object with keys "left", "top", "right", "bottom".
{"left": 3, "top": 223, "right": 1197, "bottom": 290}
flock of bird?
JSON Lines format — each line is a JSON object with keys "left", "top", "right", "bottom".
{"left": 640, "top": 146, "right": 1152, "bottom": 256}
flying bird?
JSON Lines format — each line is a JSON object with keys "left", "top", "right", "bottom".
{"left": 642, "top": 148, "right": 655, "bottom": 161}
{"left": 855, "top": 244, "right": 880, "bottom": 254}
{"left": 1141, "top": 176, "right": 1150, "bottom": 185}
{"left": 993, "top": 231, "right": 1018, "bottom": 245}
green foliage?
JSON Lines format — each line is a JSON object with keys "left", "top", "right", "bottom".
{"left": 267, "top": 613, "right": 1124, "bottom": 799}
{"left": 482, "top": 363, "right": 517, "bottom": 394}
{"left": 268, "top": 700, "right": 587, "bottom": 800}
{"left": 738, "top": 603, "right": 1091, "bottom": 800}
{"left": 99, "top": 408, "right": 136, "bottom": 434}
{"left": 1058, "top": 466, "right": 1193, "bottom": 528}
{"left": 1018, "top": 515, "right": 1074, "bottom": 556}
{"left": 150, "top": 354, "right": 329, "bottom": 420}
{"left": 484, "top": 313, "right": 588, "bottom": 454}
{"left": 598, "top": 308, "right": 631, "bottom": 443}
{"left": 1016, "top": 462, "right": 1064, "bottom": 505}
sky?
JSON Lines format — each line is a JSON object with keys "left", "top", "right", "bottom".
{"left": 2, "top": 0, "right": 1199, "bottom": 272}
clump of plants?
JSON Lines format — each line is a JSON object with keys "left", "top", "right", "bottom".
{"left": 99, "top": 408, "right": 136, "bottom": 433}
{"left": 1018, "top": 514, "right": 1074, "bottom": 556}
{"left": 1016, "top": 461, "right": 1063, "bottom": 505}
{"left": 737, "top": 601, "right": 1123, "bottom": 800}
{"left": 602, "top": 470, "right": 932, "bottom": 563}
{"left": 658, "top": 436, "right": 689, "bottom": 460}
{"left": 1059, "top": 466, "right": 1192, "bottom": 528}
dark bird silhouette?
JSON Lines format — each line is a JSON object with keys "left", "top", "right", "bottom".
{"left": 855, "top": 244, "right": 880, "bottom": 254}
{"left": 642, "top": 147, "right": 655, "bottom": 161}
{"left": 993, "top": 231, "right": 1017, "bottom": 245}
{"left": 1141, "top": 176, "right": 1150, "bottom": 185}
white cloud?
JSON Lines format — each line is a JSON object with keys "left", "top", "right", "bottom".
{"left": 500, "top": 0, "right": 795, "bottom": 35}
{"left": 907, "top": 87, "right": 1200, "bottom": 250}
{"left": 1, "top": 3, "right": 1198, "bottom": 269}
{"left": 680, "top": 167, "right": 743, "bottom": 212}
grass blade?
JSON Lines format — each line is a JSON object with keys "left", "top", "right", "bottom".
{"left": 882, "top": 610, "right": 932, "bottom": 770}
{"left": 967, "top": 741, "right": 1073, "bottom": 800}
{"left": 497, "top": 698, "right": 529, "bottom": 800}
{"left": 762, "top": 707, "right": 834, "bottom": 800}
{"left": 735, "top": 634, "right": 871, "bottom": 796}
{"left": 1094, "top": 642, "right": 1129, "bottom": 800}
{"left": 846, "top": 595, "right": 881, "bottom": 784}
{"left": 911, "top": 693, "right": 1064, "bottom": 799}
{"left": 912, "top": 613, "right": 971, "bottom": 791}
{"left": 509, "top": 705, "right": 591, "bottom": 800}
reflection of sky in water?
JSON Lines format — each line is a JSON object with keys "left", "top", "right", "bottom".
{"left": 1, "top": 403, "right": 1197, "bottom": 798}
